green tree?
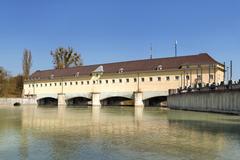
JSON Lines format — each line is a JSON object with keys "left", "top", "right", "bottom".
{"left": 22, "top": 49, "right": 32, "bottom": 80}
{"left": 51, "top": 47, "right": 83, "bottom": 69}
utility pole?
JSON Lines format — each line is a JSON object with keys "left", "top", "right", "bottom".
{"left": 137, "top": 73, "right": 140, "bottom": 92}
{"left": 175, "top": 40, "right": 178, "bottom": 57}
{"left": 223, "top": 62, "right": 226, "bottom": 82}
{"left": 226, "top": 66, "right": 229, "bottom": 82}
{"left": 230, "top": 60, "right": 233, "bottom": 81}
{"left": 150, "top": 43, "right": 153, "bottom": 59}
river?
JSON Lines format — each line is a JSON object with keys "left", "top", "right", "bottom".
{"left": 0, "top": 105, "right": 240, "bottom": 160}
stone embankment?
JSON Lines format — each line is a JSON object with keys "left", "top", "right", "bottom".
{"left": 0, "top": 98, "right": 37, "bottom": 106}
{"left": 168, "top": 85, "right": 240, "bottom": 114}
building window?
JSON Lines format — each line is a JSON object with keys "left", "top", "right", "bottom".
{"left": 55, "top": 83, "right": 57, "bottom": 86}
{"left": 50, "top": 74, "right": 54, "bottom": 79}
{"left": 119, "top": 68, "right": 124, "bottom": 73}
{"left": 32, "top": 84, "right": 34, "bottom": 87}
{"left": 65, "top": 82, "right": 67, "bottom": 86}
{"left": 75, "top": 81, "right": 78, "bottom": 85}
{"left": 210, "top": 74, "right": 214, "bottom": 80}
{"left": 81, "top": 81, "right": 84, "bottom": 85}
{"left": 112, "top": 79, "right": 115, "bottom": 83}
{"left": 45, "top": 84, "right": 47, "bottom": 87}
{"left": 197, "top": 75, "right": 201, "bottom": 80}
{"left": 75, "top": 72, "right": 80, "bottom": 77}
{"left": 70, "top": 82, "right": 73, "bottom": 85}
{"left": 93, "top": 80, "right": 96, "bottom": 84}
{"left": 141, "top": 78, "right": 145, "bottom": 82}
{"left": 36, "top": 84, "right": 38, "bottom": 87}
{"left": 134, "top": 78, "right": 137, "bottom": 82}
{"left": 99, "top": 80, "right": 102, "bottom": 84}
{"left": 50, "top": 83, "right": 52, "bottom": 86}
{"left": 87, "top": 81, "right": 89, "bottom": 85}
{"left": 59, "top": 82, "right": 62, "bottom": 86}
{"left": 158, "top": 77, "right": 161, "bottom": 81}
{"left": 29, "top": 85, "right": 31, "bottom": 88}
{"left": 157, "top": 65, "right": 163, "bottom": 70}
{"left": 119, "top": 79, "right": 122, "bottom": 83}
{"left": 149, "top": 77, "right": 153, "bottom": 82}
{"left": 166, "top": 76, "right": 170, "bottom": 81}
{"left": 175, "top": 76, "right": 179, "bottom": 80}
{"left": 106, "top": 80, "right": 108, "bottom": 84}
{"left": 41, "top": 84, "right": 43, "bottom": 87}
{"left": 186, "top": 75, "right": 190, "bottom": 80}
{"left": 126, "top": 78, "right": 129, "bottom": 83}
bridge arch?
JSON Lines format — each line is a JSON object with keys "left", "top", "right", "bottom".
{"left": 66, "top": 96, "right": 92, "bottom": 106}
{"left": 37, "top": 97, "right": 58, "bottom": 106}
{"left": 101, "top": 96, "right": 134, "bottom": 106}
{"left": 143, "top": 96, "right": 167, "bottom": 107}
{"left": 13, "top": 102, "right": 21, "bottom": 106}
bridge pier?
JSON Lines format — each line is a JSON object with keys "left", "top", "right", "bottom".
{"left": 92, "top": 92, "right": 101, "bottom": 106}
{"left": 58, "top": 93, "right": 66, "bottom": 106}
{"left": 134, "top": 91, "right": 144, "bottom": 107}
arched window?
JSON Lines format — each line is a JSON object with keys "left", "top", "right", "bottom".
{"left": 156, "top": 65, "right": 163, "bottom": 70}
{"left": 119, "top": 68, "right": 124, "bottom": 73}
{"left": 75, "top": 72, "right": 80, "bottom": 77}
{"left": 50, "top": 74, "right": 54, "bottom": 79}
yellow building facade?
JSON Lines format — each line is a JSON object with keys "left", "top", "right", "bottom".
{"left": 23, "top": 53, "right": 224, "bottom": 106}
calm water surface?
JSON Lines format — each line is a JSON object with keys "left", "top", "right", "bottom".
{"left": 0, "top": 105, "right": 240, "bottom": 160}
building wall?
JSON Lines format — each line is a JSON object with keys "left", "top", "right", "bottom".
{"left": 24, "top": 65, "right": 224, "bottom": 99}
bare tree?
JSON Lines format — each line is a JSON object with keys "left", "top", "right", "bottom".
{"left": 22, "top": 49, "right": 32, "bottom": 80}
{"left": 51, "top": 47, "right": 83, "bottom": 69}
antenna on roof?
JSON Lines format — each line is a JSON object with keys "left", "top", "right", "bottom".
{"left": 230, "top": 60, "right": 233, "bottom": 81}
{"left": 150, "top": 43, "right": 153, "bottom": 59}
{"left": 175, "top": 40, "right": 178, "bottom": 57}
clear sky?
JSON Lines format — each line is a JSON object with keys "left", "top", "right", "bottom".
{"left": 0, "top": 0, "right": 240, "bottom": 80}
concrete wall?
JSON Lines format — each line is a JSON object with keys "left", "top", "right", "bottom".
{"left": 0, "top": 98, "right": 37, "bottom": 106}
{"left": 168, "top": 90, "right": 240, "bottom": 114}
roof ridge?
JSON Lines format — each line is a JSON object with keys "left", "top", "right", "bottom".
{"left": 36, "top": 53, "right": 209, "bottom": 73}
{"left": 30, "top": 53, "right": 222, "bottom": 79}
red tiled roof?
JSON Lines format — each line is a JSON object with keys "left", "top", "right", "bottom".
{"left": 30, "top": 53, "right": 222, "bottom": 80}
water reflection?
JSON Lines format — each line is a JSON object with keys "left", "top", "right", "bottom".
{"left": 1, "top": 106, "right": 240, "bottom": 160}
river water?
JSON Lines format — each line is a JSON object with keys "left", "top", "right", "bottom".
{"left": 0, "top": 105, "right": 240, "bottom": 160}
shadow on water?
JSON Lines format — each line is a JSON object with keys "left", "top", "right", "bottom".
{"left": 167, "top": 110, "right": 240, "bottom": 135}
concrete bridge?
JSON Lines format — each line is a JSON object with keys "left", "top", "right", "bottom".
{"left": 36, "top": 91, "right": 168, "bottom": 107}
{"left": 23, "top": 54, "right": 225, "bottom": 107}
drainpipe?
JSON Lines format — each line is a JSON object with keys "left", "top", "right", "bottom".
{"left": 33, "top": 80, "right": 35, "bottom": 96}
{"left": 226, "top": 67, "right": 229, "bottom": 82}
{"left": 208, "top": 64, "right": 211, "bottom": 84}
{"left": 137, "top": 72, "right": 140, "bottom": 92}
{"left": 183, "top": 70, "right": 185, "bottom": 88}
{"left": 190, "top": 69, "right": 192, "bottom": 87}
{"left": 223, "top": 62, "right": 226, "bottom": 82}
{"left": 230, "top": 60, "right": 232, "bottom": 81}
{"left": 180, "top": 73, "right": 182, "bottom": 89}
{"left": 61, "top": 77, "right": 64, "bottom": 94}
{"left": 214, "top": 64, "right": 216, "bottom": 84}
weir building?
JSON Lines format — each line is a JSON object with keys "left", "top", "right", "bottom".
{"left": 23, "top": 53, "right": 224, "bottom": 107}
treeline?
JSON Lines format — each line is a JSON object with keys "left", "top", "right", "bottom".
{"left": 0, "top": 47, "right": 83, "bottom": 98}
{"left": 0, "top": 68, "right": 23, "bottom": 97}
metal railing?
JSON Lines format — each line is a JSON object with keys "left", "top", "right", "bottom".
{"left": 169, "top": 80, "right": 240, "bottom": 95}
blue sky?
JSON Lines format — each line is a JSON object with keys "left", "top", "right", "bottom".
{"left": 0, "top": 0, "right": 240, "bottom": 79}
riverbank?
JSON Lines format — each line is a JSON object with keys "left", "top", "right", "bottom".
{"left": 0, "top": 98, "right": 37, "bottom": 106}
{"left": 168, "top": 89, "right": 240, "bottom": 115}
